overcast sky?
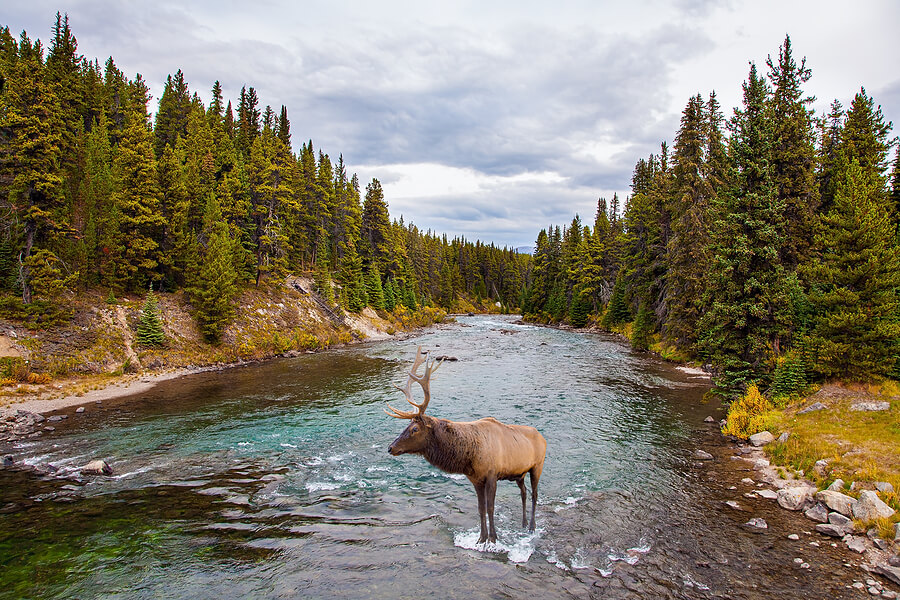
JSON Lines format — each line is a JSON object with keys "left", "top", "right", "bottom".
{"left": 4, "top": 1, "right": 899, "bottom": 248}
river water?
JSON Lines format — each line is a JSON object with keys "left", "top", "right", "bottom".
{"left": 0, "top": 316, "right": 874, "bottom": 598}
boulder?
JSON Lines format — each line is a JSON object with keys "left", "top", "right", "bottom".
{"left": 776, "top": 432, "right": 790, "bottom": 444}
{"left": 875, "top": 563, "right": 900, "bottom": 586}
{"left": 815, "top": 522, "right": 851, "bottom": 537}
{"left": 828, "top": 512, "right": 854, "bottom": 528}
{"left": 874, "top": 481, "right": 895, "bottom": 494}
{"left": 844, "top": 535, "right": 867, "bottom": 553}
{"left": 813, "top": 459, "right": 829, "bottom": 477}
{"left": 852, "top": 490, "right": 895, "bottom": 521}
{"left": 693, "top": 450, "right": 714, "bottom": 460}
{"left": 827, "top": 479, "right": 845, "bottom": 492}
{"left": 805, "top": 503, "right": 829, "bottom": 523}
{"left": 815, "top": 490, "right": 857, "bottom": 517}
{"left": 777, "top": 486, "right": 815, "bottom": 511}
{"left": 749, "top": 431, "right": 776, "bottom": 447}
{"left": 850, "top": 401, "right": 890, "bottom": 412}
{"left": 81, "top": 460, "right": 113, "bottom": 476}
{"left": 798, "top": 402, "right": 827, "bottom": 414}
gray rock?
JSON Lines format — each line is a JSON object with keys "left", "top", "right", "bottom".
{"left": 799, "top": 402, "right": 827, "bottom": 414}
{"left": 787, "top": 533, "right": 800, "bottom": 540}
{"left": 827, "top": 478, "right": 846, "bottom": 492}
{"left": 813, "top": 459, "right": 830, "bottom": 477}
{"left": 704, "top": 416, "right": 716, "bottom": 423}
{"left": 749, "top": 431, "right": 776, "bottom": 447}
{"left": 777, "top": 432, "right": 790, "bottom": 443}
{"left": 81, "top": 459, "right": 113, "bottom": 476}
{"left": 694, "top": 450, "right": 714, "bottom": 460}
{"left": 816, "top": 523, "right": 851, "bottom": 537}
{"left": 805, "top": 502, "right": 829, "bottom": 523}
{"left": 757, "top": 489, "right": 779, "bottom": 500}
{"left": 875, "top": 481, "right": 895, "bottom": 494}
{"left": 816, "top": 490, "right": 858, "bottom": 517}
{"left": 851, "top": 401, "right": 890, "bottom": 412}
{"left": 874, "top": 563, "right": 900, "bottom": 586}
{"left": 829, "top": 512, "right": 854, "bottom": 528}
{"left": 777, "top": 486, "right": 815, "bottom": 511}
{"left": 895, "top": 523, "right": 900, "bottom": 542}
{"left": 725, "top": 500, "right": 742, "bottom": 510}
{"left": 745, "top": 517, "right": 768, "bottom": 530}
{"left": 75, "top": 407, "right": 85, "bottom": 414}
{"left": 754, "top": 458, "right": 771, "bottom": 469}
{"left": 47, "top": 415, "right": 67, "bottom": 422}
{"left": 853, "top": 490, "right": 896, "bottom": 521}
{"left": 882, "top": 590, "right": 898, "bottom": 599}
{"left": 845, "top": 535, "right": 867, "bottom": 553}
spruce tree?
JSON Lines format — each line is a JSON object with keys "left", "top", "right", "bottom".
{"left": 365, "top": 262, "right": 385, "bottom": 310}
{"left": 136, "top": 287, "right": 165, "bottom": 347}
{"left": 631, "top": 301, "right": 653, "bottom": 352}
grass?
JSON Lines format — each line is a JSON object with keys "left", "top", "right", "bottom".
{"left": 756, "top": 381, "right": 900, "bottom": 535}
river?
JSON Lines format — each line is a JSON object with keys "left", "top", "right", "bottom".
{"left": 0, "top": 316, "right": 871, "bottom": 598}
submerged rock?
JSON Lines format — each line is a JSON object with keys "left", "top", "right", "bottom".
{"left": 82, "top": 460, "right": 113, "bottom": 476}
{"left": 1, "top": 455, "right": 13, "bottom": 467}
{"left": 745, "top": 517, "right": 768, "bottom": 530}
{"left": 693, "top": 450, "right": 714, "bottom": 460}
{"left": 852, "top": 490, "right": 895, "bottom": 521}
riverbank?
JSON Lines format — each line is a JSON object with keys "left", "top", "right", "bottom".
{"left": 0, "top": 276, "right": 446, "bottom": 420}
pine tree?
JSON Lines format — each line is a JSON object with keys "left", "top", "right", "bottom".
{"left": 631, "top": 301, "right": 653, "bottom": 352}
{"left": 136, "top": 287, "right": 165, "bottom": 347}
{"left": 361, "top": 179, "right": 393, "bottom": 275}
{"left": 806, "top": 158, "right": 900, "bottom": 380}
{"left": 365, "top": 262, "right": 385, "bottom": 310}
{"left": 602, "top": 271, "right": 630, "bottom": 328}
{"left": 186, "top": 194, "right": 240, "bottom": 342}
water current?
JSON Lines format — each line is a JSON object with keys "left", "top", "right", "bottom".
{"left": 0, "top": 316, "right": 876, "bottom": 598}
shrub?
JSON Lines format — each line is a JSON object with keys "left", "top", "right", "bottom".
{"left": 722, "top": 384, "right": 773, "bottom": 439}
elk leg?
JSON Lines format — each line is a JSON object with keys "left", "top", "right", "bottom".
{"left": 528, "top": 466, "right": 542, "bottom": 532}
{"left": 485, "top": 476, "right": 498, "bottom": 543}
{"left": 516, "top": 477, "right": 527, "bottom": 528}
{"left": 474, "top": 480, "right": 488, "bottom": 544}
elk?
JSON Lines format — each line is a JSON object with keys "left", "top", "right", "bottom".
{"left": 386, "top": 346, "right": 547, "bottom": 544}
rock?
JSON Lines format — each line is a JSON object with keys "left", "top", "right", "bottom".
{"left": 851, "top": 402, "right": 890, "bottom": 412}
{"left": 43, "top": 426, "right": 55, "bottom": 432}
{"left": 895, "top": 523, "right": 900, "bottom": 542}
{"left": 778, "top": 486, "right": 815, "bottom": 511}
{"left": 81, "top": 459, "right": 113, "bottom": 476}
{"left": 827, "top": 479, "right": 846, "bottom": 492}
{"left": 816, "top": 490, "right": 858, "bottom": 517}
{"left": 787, "top": 534, "right": 800, "bottom": 540}
{"left": 749, "top": 431, "right": 776, "bottom": 447}
{"left": 704, "top": 416, "right": 716, "bottom": 423}
{"left": 757, "top": 489, "right": 779, "bottom": 500}
{"left": 875, "top": 482, "right": 895, "bottom": 494}
{"left": 869, "top": 586, "right": 881, "bottom": 596}
{"left": 75, "top": 407, "right": 85, "bottom": 414}
{"left": 777, "top": 432, "right": 790, "bottom": 443}
{"left": 47, "top": 415, "right": 67, "bottom": 422}
{"left": 853, "top": 490, "right": 896, "bottom": 521}
{"left": 816, "top": 523, "right": 851, "bottom": 537}
{"left": 741, "top": 477, "right": 755, "bottom": 485}
{"left": 1, "top": 455, "right": 13, "bottom": 467}
{"left": 890, "top": 555, "right": 900, "bottom": 567}
{"left": 745, "top": 517, "right": 768, "bottom": 530}
{"left": 874, "top": 563, "right": 900, "bottom": 586}
{"left": 693, "top": 450, "right": 714, "bottom": 460}
{"left": 799, "top": 402, "right": 827, "bottom": 414}
{"left": 845, "top": 535, "right": 867, "bottom": 553}
{"left": 882, "top": 590, "right": 898, "bottom": 599}
{"left": 725, "top": 500, "right": 742, "bottom": 510}
{"left": 754, "top": 458, "right": 770, "bottom": 469}
{"left": 434, "top": 355, "right": 458, "bottom": 362}
{"left": 805, "top": 503, "right": 829, "bottom": 523}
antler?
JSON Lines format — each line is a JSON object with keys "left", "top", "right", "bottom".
{"left": 384, "top": 346, "right": 444, "bottom": 419}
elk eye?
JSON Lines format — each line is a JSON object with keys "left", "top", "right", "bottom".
{"left": 410, "top": 425, "right": 418, "bottom": 433}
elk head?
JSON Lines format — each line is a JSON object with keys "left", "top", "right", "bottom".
{"left": 386, "top": 346, "right": 443, "bottom": 456}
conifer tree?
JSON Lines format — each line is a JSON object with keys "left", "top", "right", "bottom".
{"left": 136, "top": 287, "right": 165, "bottom": 347}
{"left": 361, "top": 179, "right": 393, "bottom": 275}
{"left": 631, "top": 301, "right": 653, "bottom": 352}
{"left": 365, "top": 262, "right": 385, "bottom": 310}
{"left": 186, "top": 194, "right": 240, "bottom": 342}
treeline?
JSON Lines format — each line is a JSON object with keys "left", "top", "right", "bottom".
{"left": 0, "top": 15, "right": 530, "bottom": 339}
{"left": 526, "top": 36, "right": 900, "bottom": 393}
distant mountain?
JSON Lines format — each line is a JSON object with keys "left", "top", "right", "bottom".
{"left": 515, "top": 246, "right": 533, "bottom": 255}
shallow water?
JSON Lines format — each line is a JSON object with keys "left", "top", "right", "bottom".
{"left": 0, "top": 316, "right": 873, "bottom": 598}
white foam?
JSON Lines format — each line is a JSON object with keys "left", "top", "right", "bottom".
{"left": 453, "top": 528, "right": 540, "bottom": 563}
{"left": 279, "top": 443, "right": 297, "bottom": 449}
{"left": 365, "top": 465, "right": 392, "bottom": 473}
{"left": 237, "top": 442, "right": 252, "bottom": 447}
{"left": 306, "top": 481, "right": 340, "bottom": 492}
{"left": 110, "top": 465, "right": 154, "bottom": 480}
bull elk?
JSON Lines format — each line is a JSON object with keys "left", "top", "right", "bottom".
{"left": 386, "top": 346, "right": 547, "bottom": 544}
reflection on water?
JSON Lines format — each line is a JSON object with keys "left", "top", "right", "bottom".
{"left": 0, "top": 316, "right": 869, "bottom": 599}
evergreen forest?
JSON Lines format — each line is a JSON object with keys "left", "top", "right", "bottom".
{"left": 525, "top": 36, "right": 900, "bottom": 395}
{"left": 1, "top": 17, "right": 898, "bottom": 395}
{"left": 0, "top": 15, "right": 529, "bottom": 337}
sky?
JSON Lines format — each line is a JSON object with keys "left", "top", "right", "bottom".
{"left": 4, "top": 0, "right": 899, "bottom": 249}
